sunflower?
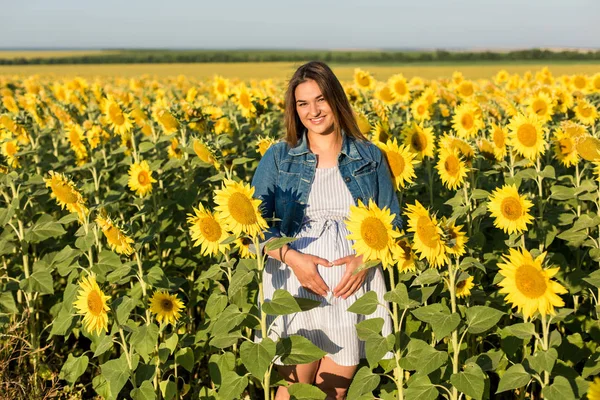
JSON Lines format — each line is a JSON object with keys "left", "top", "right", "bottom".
{"left": 345, "top": 198, "right": 401, "bottom": 267}
{"left": 44, "top": 171, "right": 88, "bottom": 222}
{"left": 73, "top": 273, "right": 110, "bottom": 335}
{"left": 440, "top": 218, "right": 467, "bottom": 257}
{"left": 497, "top": 248, "right": 567, "bottom": 319}
{"left": 256, "top": 136, "right": 276, "bottom": 156}
{"left": 552, "top": 128, "right": 579, "bottom": 167}
{"left": 455, "top": 276, "right": 474, "bottom": 298}
{"left": 1, "top": 139, "right": 19, "bottom": 168}
{"left": 410, "top": 97, "right": 431, "bottom": 121}
{"left": 103, "top": 96, "right": 133, "bottom": 135}
{"left": 213, "top": 75, "right": 230, "bottom": 102}
{"left": 128, "top": 160, "right": 157, "bottom": 197}
{"left": 526, "top": 92, "right": 555, "bottom": 123}
{"left": 235, "top": 237, "right": 256, "bottom": 259}
{"left": 436, "top": 149, "right": 469, "bottom": 190}
{"left": 371, "top": 121, "right": 390, "bottom": 144}
{"left": 377, "top": 139, "right": 418, "bottom": 189}
{"left": 456, "top": 80, "right": 475, "bottom": 98}
{"left": 489, "top": 123, "right": 508, "bottom": 161}
{"left": 354, "top": 69, "right": 375, "bottom": 90}
{"left": 233, "top": 84, "right": 256, "bottom": 118}
{"left": 439, "top": 134, "right": 475, "bottom": 163}
{"left": 149, "top": 291, "right": 184, "bottom": 325}
{"left": 214, "top": 117, "right": 232, "bottom": 135}
{"left": 589, "top": 377, "right": 600, "bottom": 400}
{"left": 477, "top": 139, "right": 497, "bottom": 161}
{"left": 507, "top": 113, "right": 546, "bottom": 161}
{"left": 65, "top": 123, "right": 88, "bottom": 162}
{"left": 494, "top": 70, "right": 510, "bottom": 85}
{"left": 392, "top": 237, "right": 416, "bottom": 273}
{"left": 214, "top": 179, "right": 268, "bottom": 238}
{"left": 388, "top": 74, "right": 411, "bottom": 103}
{"left": 487, "top": 184, "right": 534, "bottom": 235}
{"left": 592, "top": 74, "right": 600, "bottom": 93}
{"left": 187, "top": 203, "right": 230, "bottom": 257}
{"left": 355, "top": 111, "right": 372, "bottom": 135}
{"left": 452, "top": 103, "right": 483, "bottom": 139}
{"left": 573, "top": 100, "right": 598, "bottom": 126}
{"left": 571, "top": 74, "right": 589, "bottom": 93}
{"left": 167, "top": 137, "right": 183, "bottom": 159}
{"left": 96, "top": 215, "right": 135, "bottom": 256}
{"left": 193, "top": 138, "right": 221, "bottom": 169}
{"left": 155, "top": 108, "right": 180, "bottom": 133}
{"left": 402, "top": 122, "right": 435, "bottom": 160}
{"left": 405, "top": 201, "right": 446, "bottom": 268}
{"left": 576, "top": 136, "right": 600, "bottom": 162}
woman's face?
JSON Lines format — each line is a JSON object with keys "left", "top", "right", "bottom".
{"left": 294, "top": 79, "right": 335, "bottom": 136}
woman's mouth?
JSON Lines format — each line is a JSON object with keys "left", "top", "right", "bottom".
{"left": 310, "top": 116, "right": 325, "bottom": 125}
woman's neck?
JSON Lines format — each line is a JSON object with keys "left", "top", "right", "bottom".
{"left": 307, "top": 130, "right": 342, "bottom": 168}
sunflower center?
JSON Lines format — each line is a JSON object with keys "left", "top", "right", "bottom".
{"left": 161, "top": 299, "right": 174, "bottom": 312}
{"left": 580, "top": 105, "right": 592, "bottom": 118}
{"left": 515, "top": 264, "right": 547, "bottom": 298}
{"left": 87, "top": 290, "right": 104, "bottom": 316}
{"left": 217, "top": 82, "right": 226, "bottom": 94}
{"left": 200, "top": 217, "right": 222, "bottom": 242}
{"left": 532, "top": 99, "right": 547, "bottom": 116}
{"left": 360, "top": 217, "right": 389, "bottom": 250}
{"left": 517, "top": 123, "right": 538, "bottom": 147}
{"left": 228, "top": 192, "right": 258, "bottom": 225}
{"left": 388, "top": 152, "right": 405, "bottom": 177}
{"left": 52, "top": 182, "right": 79, "bottom": 204}
{"left": 500, "top": 197, "right": 523, "bottom": 220}
{"left": 240, "top": 93, "right": 251, "bottom": 109}
{"left": 574, "top": 76, "right": 586, "bottom": 89}
{"left": 444, "top": 155, "right": 460, "bottom": 176}
{"left": 459, "top": 83, "right": 473, "bottom": 97}
{"left": 411, "top": 132, "right": 427, "bottom": 152}
{"left": 109, "top": 103, "right": 125, "bottom": 125}
{"left": 416, "top": 216, "right": 440, "bottom": 249}
{"left": 137, "top": 171, "right": 149, "bottom": 185}
{"left": 461, "top": 113, "right": 474, "bottom": 130}
{"left": 395, "top": 82, "right": 407, "bottom": 95}
{"left": 358, "top": 76, "right": 370, "bottom": 87}
{"left": 417, "top": 104, "right": 426, "bottom": 115}
{"left": 558, "top": 138, "right": 574, "bottom": 155}
{"left": 456, "top": 279, "right": 467, "bottom": 290}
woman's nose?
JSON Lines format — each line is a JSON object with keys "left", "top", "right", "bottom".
{"left": 309, "top": 101, "right": 320, "bottom": 116}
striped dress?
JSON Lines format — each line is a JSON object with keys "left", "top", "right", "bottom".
{"left": 253, "top": 165, "right": 394, "bottom": 366}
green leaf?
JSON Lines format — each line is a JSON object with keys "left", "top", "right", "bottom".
{"left": 159, "top": 380, "right": 177, "bottom": 400}
{"left": 541, "top": 376, "right": 576, "bottom": 400}
{"left": 130, "top": 380, "right": 156, "bottom": 400}
{"left": 205, "top": 292, "right": 228, "bottom": 319}
{"left": 161, "top": 333, "right": 178, "bottom": 356}
{"left": 101, "top": 355, "right": 130, "bottom": 399}
{"left": 466, "top": 306, "right": 504, "bottom": 334}
{"left": 399, "top": 339, "right": 448, "bottom": 375}
{"left": 450, "top": 362, "right": 486, "bottom": 400}
{"left": 365, "top": 333, "right": 394, "bottom": 368}
{"left": 131, "top": 323, "right": 159, "bottom": 363}
{"left": 208, "top": 352, "right": 236, "bottom": 386}
{"left": 583, "top": 270, "right": 600, "bottom": 288}
{"left": 347, "top": 291, "right": 379, "bottom": 315}
{"left": 114, "top": 296, "right": 136, "bottom": 326}
{"left": 209, "top": 331, "right": 243, "bottom": 349}
{"left": 210, "top": 305, "right": 246, "bottom": 335}
{"left": 383, "top": 283, "right": 419, "bottom": 309}
{"left": 175, "top": 347, "right": 195, "bottom": 372}
{"left": 276, "top": 335, "right": 327, "bottom": 365}
{"left": 59, "top": 354, "right": 89, "bottom": 384}
{"left": 404, "top": 373, "right": 438, "bottom": 400}
{"left": 355, "top": 318, "right": 384, "bottom": 340}
{"left": 466, "top": 349, "right": 504, "bottom": 372}
{"left": 502, "top": 322, "right": 537, "bottom": 339}
{"left": 217, "top": 371, "right": 248, "bottom": 400}
{"left": 347, "top": 366, "right": 380, "bottom": 399}
{"left": 94, "top": 334, "right": 114, "bottom": 358}
{"left": 24, "top": 215, "right": 66, "bottom": 243}
{"left": 288, "top": 383, "right": 327, "bottom": 400}
{"left": 0, "top": 291, "right": 18, "bottom": 314}
{"left": 496, "top": 363, "right": 531, "bottom": 394}
{"left": 526, "top": 348, "right": 557, "bottom": 374}
{"left": 429, "top": 312, "right": 461, "bottom": 341}
{"left": 50, "top": 309, "right": 74, "bottom": 336}
{"left": 20, "top": 267, "right": 54, "bottom": 294}
{"left": 240, "top": 338, "right": 276, "bottom": 378}
{"left": 264, "top": 236, "right": 298, "bottom": 252}
{"left": 228, "top": 269, "right": 254, "bottom": 300}
{"left": 412, "top": 269, "right": 441, "bottom": 286}
{"left": 582, "top": 353, "right": 600, "bottom": 378}
{"left": 262, "top": 289, "right": 321, "bottom": 315}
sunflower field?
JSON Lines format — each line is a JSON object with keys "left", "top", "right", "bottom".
{"left": 1, "top": 67, "right": 600, "bottom": 400}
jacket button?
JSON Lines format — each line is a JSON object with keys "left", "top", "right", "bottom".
{"left": 344, "top": 177, "right": 351, "bottom": 183}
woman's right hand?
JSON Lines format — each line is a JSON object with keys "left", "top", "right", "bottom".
{"left": 285, "top": 250, "right": 332, "bottom": 297}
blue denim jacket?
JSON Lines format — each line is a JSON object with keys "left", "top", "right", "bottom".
{"left": 251, "top": 130, "right": 402, "bottom": 247}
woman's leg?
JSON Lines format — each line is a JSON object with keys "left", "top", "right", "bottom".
{"left": 314, "top": 356, "right": 358, "bottom": 400}
{"left": 274, "top": 360, "right": 321, "bottom": 400}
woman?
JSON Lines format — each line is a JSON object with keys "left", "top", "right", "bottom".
{"left": 251, "top": 61, "right": 401, "bottom": 400}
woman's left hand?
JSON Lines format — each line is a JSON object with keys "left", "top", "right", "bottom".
{"left": 332, "top": 254, "right": 368, "bottom": 299}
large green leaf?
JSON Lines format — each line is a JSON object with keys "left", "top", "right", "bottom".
{"left": 383, "top": 283, "right": 419, "bottom": 309}
{"left": 228, "top": 269, "right": 254, "bottom": 300}
{"left": 130, "top": 380, "right": 156, "bottom": 400}
{"left": 59, "top": 354, "right": 89, "bottom": 384}
{"left": 450, "top": 362, "right": 487, "bottom": 400}
{"left": 217, "top": 371, "right": 247, "bottom": 400}
{"left": 466, "top": 306, "right": 504, "bottom": 334}
{"left": 404, "top": 373, "right": 438, "bottom": 400}
{"left": 502, "top": 322, "right": 537, "bottom": 339}
{"left": 541, "top": 376, "right": 576, "bottom": 400}
{"left": 93, "top": 334, "right": 115, "bottom": 358}
{"left": 24, "top": 214, "right": 66, "bottom": 243}
{"left": 355, "top": 318, "right": 384, "bottom": 340}
{"left": 347, "top": 291, "right": 379, "bottom": 315}
{"left": 347, "top": 366, "right": 380, "bottom": 398}
{"left": 496, "top": 363, "right": 531, "bottom": 394}
{"left": 0, "top": 291, "right": 17, "bottom": 314}
{"left": 114, "top": 296, "right": 136, "bottom": 326}
{"left": 365, "top": 333, "right": 394, "bottom": 368}
{"left": 240, "top": 338, "right": 276, "bottom": 378}
{"left": 411, "top": 303, "right": 460, "bottom": 340}
{"left": 175, "top": 347, "right": 195, "bottom": 372}
{"left": 131, "top": 323, "right": 159, "bottom": 363}
{"left": 101, "top": 355, "right": 131, "bottom": 399}
{"left": 399, "top": 339, "right": 448, "bottom": 374}
{"left": 276, "top": 335, "right": 327, "bottom": 365}
{"left": 287, "top": 383, "right": 327, "bottom": 400}
{"left": 50, "top": 309, "right": 75, "bottom": 336}
{"left": 20, "top": 267, "right": 54, "bottom": 294}
{"left": 159, "top": 380, "right": 177, "bottom": 400}
{"left": 210, "top": 305, "right": 246, "bottom": 335}
{"left": 264, "top": 236, "right": 298, "bottom": 252}
{"left": 262, "top": 289, "right": 321, "bottom": 315}
{"left": 526, "top": 348, "right": 557, "bottom": 374}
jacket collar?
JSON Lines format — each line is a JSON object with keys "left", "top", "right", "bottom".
{"left": 288, "top": 129, "right": 361, "bottom": 161}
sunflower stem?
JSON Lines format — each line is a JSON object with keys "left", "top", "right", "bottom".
{"left": 118, "top": 326, "right": 133, "bottom": 370}
{"left": 252, "top": 234, "right": 270, "bottom": 400}
{"left": 540, "top": 313, "right": 550, "bottom": 388}
{"left": 135, "top": 251, "right": 151, "bottom": 325}
{"left": 462, "top": 184, "right": 472, "bottom": 237}
{"left": 535, "top": 158, "right": 545, "bottom": 252}
{"left": 449, "top": 257, "right": 460, "bottom": 400}
{"left": 426, "top": 157, "right": 434, "bottom": 207}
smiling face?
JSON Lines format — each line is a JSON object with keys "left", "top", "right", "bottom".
{"left": 294, "top": 79, "right": 335, "bottom": 137}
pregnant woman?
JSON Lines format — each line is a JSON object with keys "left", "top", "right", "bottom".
{"left": 252, "top": 61, "right": 402, "bottom": 399}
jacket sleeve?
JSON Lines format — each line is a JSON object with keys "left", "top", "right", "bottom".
{"left": 250, "top": 144, "right": 281, "bottom": 254}
{"left": 373, "top": 145, "right": 403, "bottom": 231}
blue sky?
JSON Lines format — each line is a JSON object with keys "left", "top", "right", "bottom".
{"left": 2, "top": 0, "right": 599, "bottom": 50}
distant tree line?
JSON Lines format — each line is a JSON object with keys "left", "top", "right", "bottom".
{"left": 2, "top": 49, "right": 600, "bottom": 65}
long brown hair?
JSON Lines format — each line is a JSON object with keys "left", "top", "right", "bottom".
{"left": 284, "top": 61, "right": 366, "bottom": 147}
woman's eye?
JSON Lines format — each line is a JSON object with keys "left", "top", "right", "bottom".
{"left": 318, "top": 98, "right": 325, "bottom": 102}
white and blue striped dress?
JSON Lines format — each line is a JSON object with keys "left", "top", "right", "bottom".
{"left": 254, "top": 165, "right": 394, "bottom": 366}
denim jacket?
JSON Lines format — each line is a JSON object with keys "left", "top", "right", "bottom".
{"left": 251, "top": 130, "right": 402, "bottom": 249}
